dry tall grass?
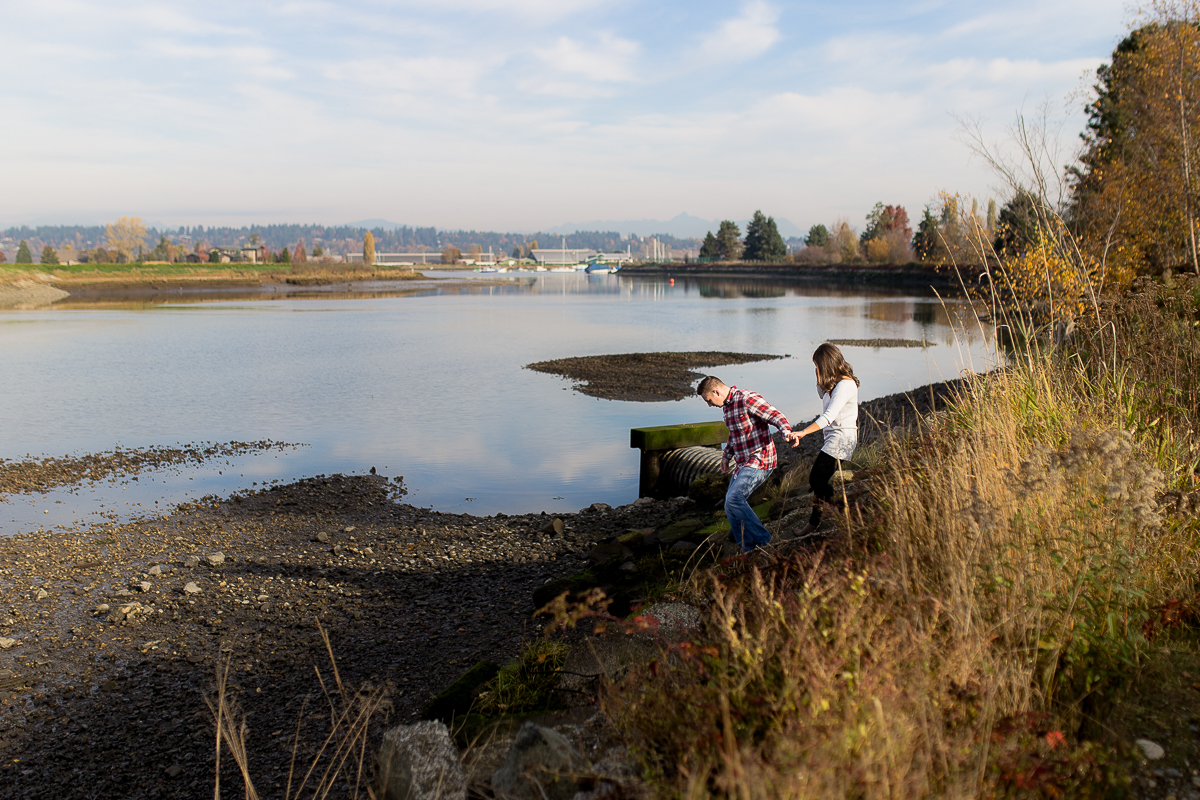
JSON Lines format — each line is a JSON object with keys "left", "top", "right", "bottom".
{"left": 207, "top": 623, "right": 391, "bottom": 800}
{"left": 604, "top": 310, "right": 1200, "bottom": 797}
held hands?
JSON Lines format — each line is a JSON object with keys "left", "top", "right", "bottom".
{"left": 784, "top": 429, "right": 807, "bottom": 448}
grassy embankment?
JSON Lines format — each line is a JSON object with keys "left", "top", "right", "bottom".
{"left": 585, "top": 274, "right": 1200, "bottom": 797}
{"left": 0, "top": 261, "right": 428, "bottom": 287}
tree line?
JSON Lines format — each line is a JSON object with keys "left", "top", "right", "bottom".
{"left": 698, "top": 211, "right": 789, "bottom": 261}
{"left": 1, "top": 222, "right": 702, "bottom": 265}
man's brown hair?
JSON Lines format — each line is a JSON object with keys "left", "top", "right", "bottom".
{"left": 696, "top": 375, "right": 724, "bottom": 396}
{"left": 813, "top": 343, "right": 860, "bottom": 393}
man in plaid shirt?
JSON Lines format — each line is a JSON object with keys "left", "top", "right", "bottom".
{"left": 697, "top": 375, "right": 792, "bottom": 553}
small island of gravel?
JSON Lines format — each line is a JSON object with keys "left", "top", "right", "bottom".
{"left": 526, "top": 351, "right": 786, "bottom": 401}
{"left": 826, "top": 338, "right": 936, "bottom": 348}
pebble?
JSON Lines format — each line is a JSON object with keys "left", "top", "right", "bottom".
{"left": 113, "top": 588, "right": 133, "bottom": 598}
{"left": 35, "top": 589, "right": 49, "bottom": 601}
{"left": 343, "top": 526, "right": 355, "bottom": 532}
{"left": 183, "top": 556, "right": 200, "bottom": 568}
{"left": 94, "top": 604, "right": 110, "bottom": 614}
{"left": 0, "top": 638, "right": 16, "bottom": 650}
{"left": 315, "top": 532, "right": 330, "bottom": 543}
{"left": 1137, "top": 739, "right": 1166, "bottom": 760}
{"left": 147, "top": 565, "right": 163, "bottom": 576}
{"left": 207, "top": 552, "right": 225, "bottom": 566}
{"left": 182, "top": 582, "right": 202, "bottom": 595}
{"left": 619, "top": 561, "right": 637, "bottom": 572}
{"left": 136, "top": 581, "right": 152, "bottom": 593}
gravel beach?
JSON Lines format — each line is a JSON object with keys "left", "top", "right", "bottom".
{"left": 0, "top": 377, "right": 967, "bottom": 798}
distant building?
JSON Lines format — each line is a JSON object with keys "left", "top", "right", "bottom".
{"left": 346, "top": 252, "right": 441, "bottom": 264}
{"left": 206, "top": 246, "right": 261, "bottom": 263}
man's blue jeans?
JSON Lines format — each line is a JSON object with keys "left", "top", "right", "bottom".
{"left": 725, "top": 466, "right": 773, "bottom": 552}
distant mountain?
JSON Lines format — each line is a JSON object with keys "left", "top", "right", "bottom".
{"left": 547, "top": 212, "right": 804, "bottom": 240}
{"left": 344, "top": 218, "right": 408, "bottom": 231}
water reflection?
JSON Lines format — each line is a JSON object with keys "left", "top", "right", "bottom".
{"left": 1, "top": 270, "right": 997, "bottom": 533}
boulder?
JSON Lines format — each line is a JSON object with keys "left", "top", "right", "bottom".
{"left": 687, "top": 472, "right": 728, "bottom": 510}
{"left": 377, "top": 721, "right": 466, "bottom": 800}
{"left": 540, "top": 518, "right": 565, "bottom": 536}
{"left": 491, "top": 722, "right": 590, "bottom": 800}
{"left": 558, "top": 635, "right": 661, "bottom": 699}
{"left": 587, "top": 541, "right": 632, "bottom": 565}
{"left": 640, "top": 602, "right": 701, "bottom": 642}
{"left": 421, "top": 660, "right": 500, "bottom": 724}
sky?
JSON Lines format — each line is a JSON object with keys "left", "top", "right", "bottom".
{"left": 1, "top": 0, "right": 1129, "bottom": 234}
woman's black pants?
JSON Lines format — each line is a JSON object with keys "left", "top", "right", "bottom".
{"left": 809, "top": 451, "right": 841, "bottom": 527}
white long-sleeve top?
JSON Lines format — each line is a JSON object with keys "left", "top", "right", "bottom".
{"left": 814, "top": 378, "right": 859, "bottom": 461}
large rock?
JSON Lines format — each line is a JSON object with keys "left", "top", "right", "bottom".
{"left": 558, "top": 635, "right": 661, "bottom": 699}
{"left": 640, "top": 602, "right": 701, "bottom": 642}
{"left": 377, "top": 721, "right": 466, "bottom": 800}
{"left": 491, "top": 722, "right": 590, "bottom": 800}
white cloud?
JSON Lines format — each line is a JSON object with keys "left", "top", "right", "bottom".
{"left": 699, "top": 1, "right": 781, "bottom": 62}
{"left": 144, "top": 41, "right": 295, "bottom": 80}
{"left": 534, "top": 33, "right": 640, "bottom": 83}
{"left": 324, "top": 55, "right": 492, "bottom": 97}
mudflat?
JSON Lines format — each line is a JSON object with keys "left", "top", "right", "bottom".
{"left": 527, "top": 351, "right": 787, "bottom": 401}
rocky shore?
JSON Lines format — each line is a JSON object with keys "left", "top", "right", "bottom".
{"left": 0, "top": 378, "right": 969, "bottom": 798}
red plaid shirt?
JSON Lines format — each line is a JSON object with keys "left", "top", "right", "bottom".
{"left": 721, "top": 386, "right": 791, "bottom": 477}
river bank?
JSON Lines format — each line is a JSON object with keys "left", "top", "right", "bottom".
{"left": 0, "top": 380, "right": 965, "bottom": 798}
{"left": 621, "top": 260, "right": 974, "bottom": 293}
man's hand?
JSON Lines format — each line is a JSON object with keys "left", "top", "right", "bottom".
{"left": 784, "top": 430, "right": 805, "bottom": 447}
{"left": 719, "top": 455, "right": 731, "bottom": 474}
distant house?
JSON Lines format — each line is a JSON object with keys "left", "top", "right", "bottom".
{"left": 205, "top": 246, "right": 261, "bottom": 263}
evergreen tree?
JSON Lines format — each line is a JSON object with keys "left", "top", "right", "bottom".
{"left": 40, "top": 245, "right": 59, "bottom": 265}
{"left": 993, "top": 191, "right": 1048, "bottom": 256}
{"left": 805, "top": 224, "right": 830, "bottom": 248}
{"left": 279, "top": 247, "right": 291, "bottom": 264}
{"left": 912, "top": 206, "right": 941, "bottom": 261}
{"left": 715, "top": 221, "right": 742, "bottom": 260}
{"left": 699, "top": 232, "right": 721, "bottom": 258}
{"left": 15, "top": 240, "right": 32, "bottom": 264}
{"left": 743, "top": 210, "right": 787, "bottom": 261}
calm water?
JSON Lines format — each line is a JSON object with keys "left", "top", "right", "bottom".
{"left": 0, "top": 271, "right": 996, "bottom": 534}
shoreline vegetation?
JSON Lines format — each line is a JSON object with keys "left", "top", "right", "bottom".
{"left": 0, "top": 260, "right": 971, "bottom": 310}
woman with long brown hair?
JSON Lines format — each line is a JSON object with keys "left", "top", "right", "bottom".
{"left": 784, "top": 342, "right": 860, "bottom": 535}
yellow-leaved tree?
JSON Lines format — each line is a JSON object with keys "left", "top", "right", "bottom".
{"left": 363, "top": 231, "right": 376, "bottom": 266}
{"left": 105, "top": 217, "right": 148, "bottom": 261}
{"left": 1071, "top": 0, "right": 1200, "bottom": 275}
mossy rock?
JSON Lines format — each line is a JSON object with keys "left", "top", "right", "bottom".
{"left": 688, "top": 472, "right": 729, "bottom": 509}
{"left": 532, "top": 567, "right": 604, "bottom": 609}
{"left": 420, "top": 660, "right": 500, "bottom": 724}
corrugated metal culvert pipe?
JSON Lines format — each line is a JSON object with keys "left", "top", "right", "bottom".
{"left": 658, "top": 445, "right": 724, "bottom": 495}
